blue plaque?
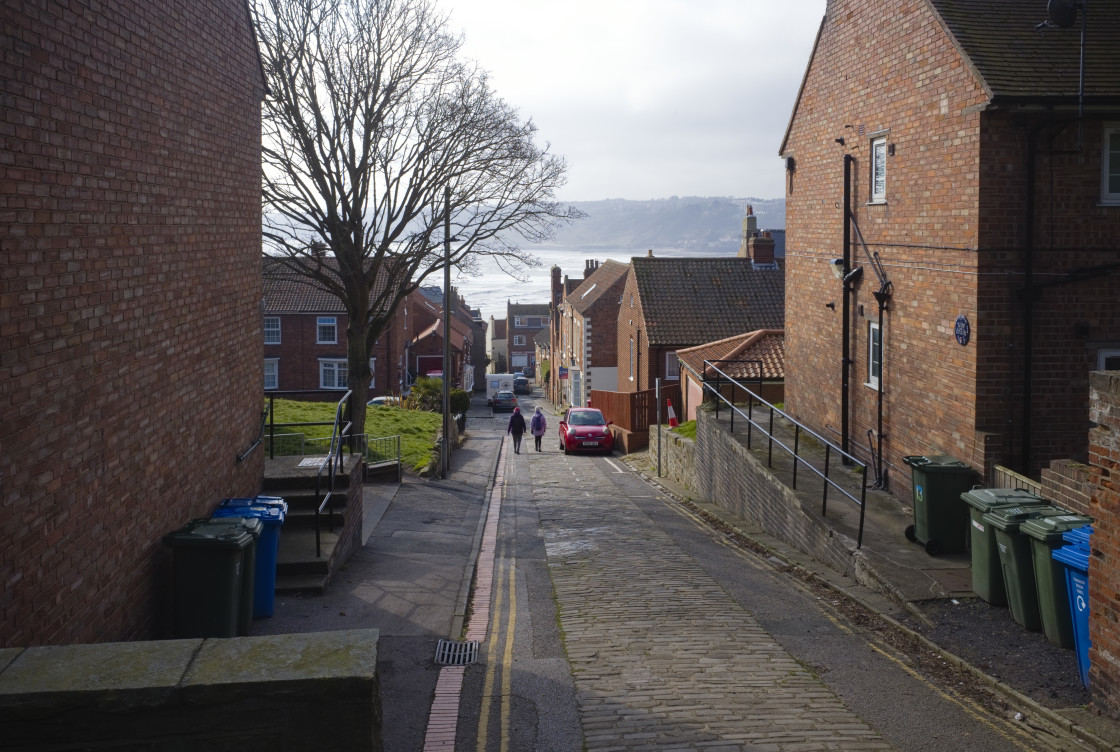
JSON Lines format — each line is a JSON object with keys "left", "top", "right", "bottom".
{"left": 954, "top": 315, "right": 970, "bottom": 346}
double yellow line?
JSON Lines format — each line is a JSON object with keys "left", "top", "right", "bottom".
{"left": 475, "top": 540, "right": 517, "bottom": 751}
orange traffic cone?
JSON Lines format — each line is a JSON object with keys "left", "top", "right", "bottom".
{"left": 667, "top": 399, "right": 679, "bottom": 428}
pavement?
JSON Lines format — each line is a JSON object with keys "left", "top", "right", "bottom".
{"left": 252, "top": 392, "right": 1120, "bottom": 751}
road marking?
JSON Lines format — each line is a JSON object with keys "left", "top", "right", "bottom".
{"left": 601, "top": 457, "right": 626, "bottom": 473}
{"left": 500, "top": 557, "right": 516, "bottom": 752}
{"left": 475, "top": 542, "right": 507, "bottom": 752}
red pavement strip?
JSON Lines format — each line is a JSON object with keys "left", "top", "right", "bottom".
{"left": 422, "top": 439, "right": 508, "bottom": 751}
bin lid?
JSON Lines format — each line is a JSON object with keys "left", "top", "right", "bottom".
{"left": 213, "top": 506, "right": 285, "bottom": 524}
{"left": 1021, "top": 513, "right": 1094, "bottom": 543}
{"left": 903, "top": 455, "right": 973, "bottom": 473}
{"left": 220, "top": 496, "right": 289, "bottom": 515}
{"left": 982, "top": 504, "right": 1067, "bottom": 532}
{"left": 1052, "top": 543, "right": 1090, "bottom": 573}
{"left": 960, "top": 487, "right": 1047, "bottom": 512}
{"left": 205, "top": 515, "right": 263, "bottom": 538}
{"left": 1063, "top": 524, "right": 1093, "bottom": 548}
{"left": 162, "top": 518, "right": 255, "bottom": 550}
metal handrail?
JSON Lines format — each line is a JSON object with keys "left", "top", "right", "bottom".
{"left": 702, "top": 361, "right": 869, "bottom": 548}
{"left": 314, "top": 390, "right": 353, "bottom": 558}
{"left": 236, "top": 402, "right": 271, "bottom": 463}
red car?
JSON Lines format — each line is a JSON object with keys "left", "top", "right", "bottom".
{"left": 558, "top": 407, "right": 614, "bottom": 455}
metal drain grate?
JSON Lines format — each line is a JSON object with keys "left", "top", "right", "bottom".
{"left": 435, "top": 639, "right": 479, "bottom": 666}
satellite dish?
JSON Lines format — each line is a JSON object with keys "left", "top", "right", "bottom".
{"left": 1047, "top": 0, "right": 1079, "bottom": 28}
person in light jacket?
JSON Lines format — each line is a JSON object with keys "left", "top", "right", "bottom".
{"left": 507, "top": 407, "right": 526, "bottom": 454}
{"left": 530, "top": 406, "right": 547, "bottom": 452}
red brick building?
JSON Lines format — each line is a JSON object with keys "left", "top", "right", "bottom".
{"left": 615, "top": 254, "right": 785, "bottom": 393}
{"left": 507, "top": 301, "right": 549, "bottom": 377}
{"left": 0, "top": 1, "right": 265, "bottom": 645}
{"left": 262, "top": 265, "right": 478, "bottom": 396}
{"left": 779, "top": 0, "right": 1120, "bottom": 486}
{"left": 554, "top": 260, "right": 628, "bottom": 409}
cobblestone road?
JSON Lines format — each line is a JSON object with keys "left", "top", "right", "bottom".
{"left": 528, "top": 451, "right": 895, "bottom": 751}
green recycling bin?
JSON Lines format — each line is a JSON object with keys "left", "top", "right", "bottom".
{"left": 983, "top": 505, "right": 1068, "bottom": 632}
{"left": 201, "top": 515, "right": 262, "bottom": 635}
{"left": 902, "top": 455, "right": 977, "bottom": 555}
{"left": 961, "top": 488, "right": 1048, "bottom": 606}
{"left": 162, "top": 518, "right": 256, "bottom": 638}
{"left": 1022, "top": 512, "right": 1093, "bottom": 648}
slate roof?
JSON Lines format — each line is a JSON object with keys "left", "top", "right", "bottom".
{"left": 928, "top": 0, "right": 1120, "bottom": 102}
{"left": 569, "top": 260, "right": 629, "bottom": 316}
{"left": 631, "top": 257, "right": 784, "bottom": 346}
{"left": 262, "top": 256, "right": 398, "bottom": 314}
{"left": 677, "top": 330, "right": 785, "bottom": 381}
{"left": 508, "top": 302, "right": 551, "bottom": 317}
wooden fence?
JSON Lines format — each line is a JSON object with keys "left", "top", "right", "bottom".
{"left": 590, "top": 384, "right": 681, "bottom": 433}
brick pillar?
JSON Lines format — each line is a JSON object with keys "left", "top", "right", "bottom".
{"left": 748, "top": 232, "right": 776, "bottom": 265}
{"left": 1087, "top": 371, "right": 1120, "bottom": 715}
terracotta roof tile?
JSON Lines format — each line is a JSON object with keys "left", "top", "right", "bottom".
{"left": 569, "top": 260, "right": 629, "bottom": 315}
{"left": 678, "top": 330, "right": 785, "bottom": 381}
{"left": 632, "top": 257, "right": 784, "bottom": 346}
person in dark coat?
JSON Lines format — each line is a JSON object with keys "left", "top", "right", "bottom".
{"left": 507, "top": 407, "right": 526, "bottom": 454}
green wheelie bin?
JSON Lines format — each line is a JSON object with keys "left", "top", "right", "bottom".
{"left": 1022, "top": 512, "right": 1093, "bottom": 648}
{"left": 902, "top": 455, "right": 978, "bottom": 555}
{"left": 983, "top": 505, "right": 1068, "bottom": 632}
{"left": 961, "top": 488, "right": 1048, "bottom": 606}
{"left": 201, "top": 515, "right": 262, "bottom": 636}
{"left": 162, "top": 518, "right": 256, "bottom": 638}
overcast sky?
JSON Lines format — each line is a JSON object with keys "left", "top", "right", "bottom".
{"left": 448, "top": 0, "right": 827, "bottom": 202}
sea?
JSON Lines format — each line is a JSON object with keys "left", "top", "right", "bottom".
{"left": 452, "top": 245, "right": 739, "bottom": 323}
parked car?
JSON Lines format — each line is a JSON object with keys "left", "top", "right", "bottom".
{"left": 558, "top": 407, "right": 614, "bottom": 454}
{"left": 493, "top": 390, "right": 518, "bottom": 412}
{"left": 513, "top": 376, "right": 530, "bottom": 395}
{"left": 367, "top": 396, "right": 401, "bottom": 406}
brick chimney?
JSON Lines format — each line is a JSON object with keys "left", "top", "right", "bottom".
{"left": 748, "top": 231, "right": 776, "bottom": 266}
{"left": 584, "top": 259, "right": 598, "bottom": 278}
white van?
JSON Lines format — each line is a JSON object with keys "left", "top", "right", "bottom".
{"left": 486, "top": 373, "right": 517, "bottom": 406}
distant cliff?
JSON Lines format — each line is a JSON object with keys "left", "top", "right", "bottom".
{"left": 550, "top": 197, "right": 785, "bottom": 252}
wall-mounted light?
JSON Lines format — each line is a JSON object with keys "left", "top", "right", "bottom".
{"left": 786, "top": 156, "right": 796, "bottom": 172}
{"left": 888, "top": 143, "right": 896, "bottom": 156}
{"left": 830, "top": 258, "right": 845, "bottom": 279}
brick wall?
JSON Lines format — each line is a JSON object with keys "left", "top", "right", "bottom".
{"left": 0, "top": 1, "right": 264, "bottom": 645}
{"left": 695, "top": 410, "right": 852, "bottom": 576}
{"left": 1087, "top": 372, "right": 1120, "bottom": 714}
{"left": 1040, "top": 459, "right": 1094, "bottom": 517}
{"left": 782, "top": 0, "right": 1120, "bottom": 488}
{"left": 616, "top": 269, "right": 648, "bottom": 392}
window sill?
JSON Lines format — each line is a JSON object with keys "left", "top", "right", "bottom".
{"left": 864, "top": 381, "right": 882, "bottom": 391}
{"left": 1098, "top": 200, "right": 1120, "bottom": 208}
{"left": 866, "top": 199, "right": 887, "bottom": 206}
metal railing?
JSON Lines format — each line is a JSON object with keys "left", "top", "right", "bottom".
{"left": 313, "top": 391, "right": 353, "bottom": 557}
{"left": 702, "top": 361, "right": 869, "bottom": 548}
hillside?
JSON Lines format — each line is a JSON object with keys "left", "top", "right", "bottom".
{"left": 550, "top": 197, "right": 785, "bottom": 252}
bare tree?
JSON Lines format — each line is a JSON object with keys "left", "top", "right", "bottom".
{"left": 253, "top": 0, "right": 578, "bottom": 431}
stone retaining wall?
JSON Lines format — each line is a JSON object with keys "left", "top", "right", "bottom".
{"left": 0, "top": 630, "right": 381, "bottom": 751}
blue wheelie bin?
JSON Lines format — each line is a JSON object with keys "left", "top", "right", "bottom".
{"left": 213, "top": 500, "right": 286, "bottom": 618}
{"left": 1053, "top": 525, "right": 1093, "bottom": 687}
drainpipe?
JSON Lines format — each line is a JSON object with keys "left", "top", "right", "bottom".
{"left": 842, "top": 154, "right": 854, "bottom": 458}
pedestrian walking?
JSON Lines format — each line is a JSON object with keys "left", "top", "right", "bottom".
{"left": 530, "top": 406, "right": 547, "bottom": 452}
{"left": 507, "top": 407, "right": 526, "bottom": 454}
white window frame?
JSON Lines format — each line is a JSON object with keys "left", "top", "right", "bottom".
{"left": 513, "top": 335, "right": 526, "bottom": 346}
{"left": 1103, "top": 123, "right": 1120, "bottom": 205}
{"left": 1098, "top": 349, "right": 1120, "bottom": 370}
{"left": 317, "top": 316, "right": 337, "bottom": 344}
{"left": 629, "top": 336, "right": 635, "bottom": 381}
{"left": 664, "top": 351, "right": 679, "bottom": 381}
{"left": 870, "top": 136, "right": 887, "bottom": 203}
{"left": 264, "top": 316, "right": 281, "bottom": 345}
{"left": 514, "top": 316, "right": 523, "bottom": 327}
{"left": 264, "top": 358, "right": 278, "bottom": 390}
{"left": 867, "top": 321, "right": 882, "bottom": 390}
{"left": 320, "top": 359, "right": 348, "bottom": 389}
